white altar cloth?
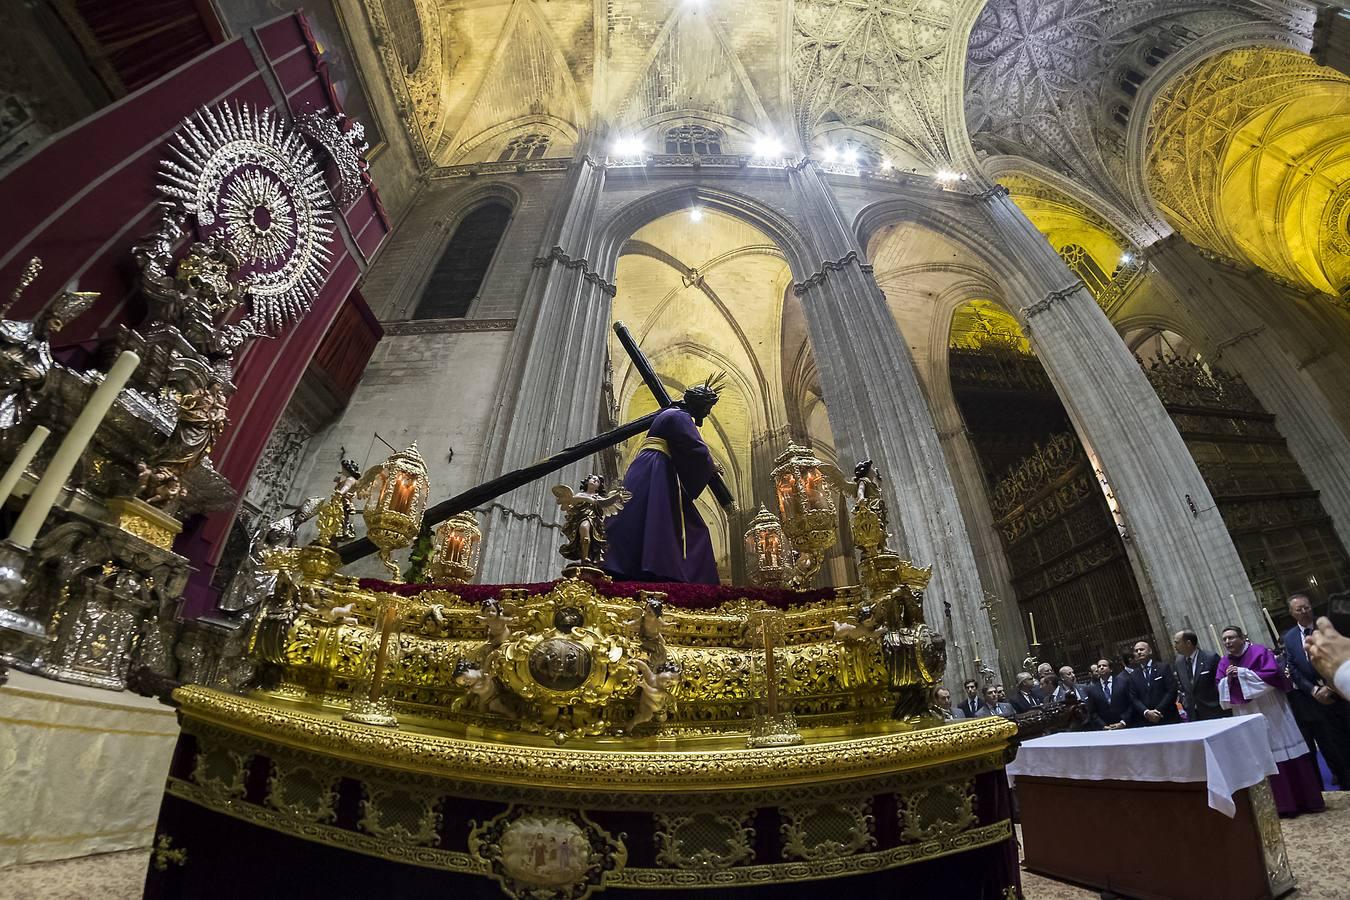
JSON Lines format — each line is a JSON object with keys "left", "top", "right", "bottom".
{"left": 1006, "top": 717, "right": 1277, "bottom": 817}
{"left": 0, "top": 671, "right": 179, "bottom": 867}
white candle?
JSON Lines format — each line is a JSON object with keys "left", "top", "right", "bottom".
{"left": 1262, "top": 607, "right": 1281, "bottom": 644}
{"left": 1229, "top": 593, "right": 1242, "bottom": 628}
{"left": 0, "top": 427, "right": 50, "bottom": 504}
{"left": 1209, "top": 623, "right": 1223, "bottom": 653}
{"left": 1028, "top": 611, "right": 1039, "bottom": 644}
{"left": 8, "top": 352, "right": 140, "bottom": 548}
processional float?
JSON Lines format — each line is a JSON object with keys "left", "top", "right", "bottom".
{"left": 0, "top": 99, "right": 1025, "bottom": 897}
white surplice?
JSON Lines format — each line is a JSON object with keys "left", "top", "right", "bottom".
{"left": 1218, "top": 666, "right": 1309, "bottom": 764}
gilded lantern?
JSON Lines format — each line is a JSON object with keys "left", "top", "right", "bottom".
{"left": 426, "top": 511, "right": 482, "bottom": 585}
{"left": 770, "top": 443, "right": 842, "bottom": 588}
{"left": 743, "top": 505, "right": 790, "bottom": 588}
{"left": 359, "top": 442, "right": 429, "bottom": 582}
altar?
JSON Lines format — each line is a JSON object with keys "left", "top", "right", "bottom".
{"left": 1009, "top": 718, "right": 1296, "bottom": 899}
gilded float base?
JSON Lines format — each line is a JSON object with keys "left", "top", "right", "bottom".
{"left": 146, "top": 687, "right": 1023, "bottom": 899}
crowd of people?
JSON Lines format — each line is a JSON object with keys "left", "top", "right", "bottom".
{"left": 932, "top": 592, "right": 1350, "bottom": 817}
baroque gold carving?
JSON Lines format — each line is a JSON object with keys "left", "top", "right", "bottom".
{"left": 899, "top": 779, "right": 977, "bottom": 842}
{"left": 654, "top": 811, "right": 756, "bottom": 869}
{"left": 173, "top": 686, "right": 1017, "bottom": 791}
{"left": 780, "top": 798, "right": 876, "bottom": 861}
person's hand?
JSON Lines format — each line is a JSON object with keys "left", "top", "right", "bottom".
{"left": 1105, "top": 721, "right": 1126, "bottom": 730}
{"left": 1307, "top": 617, "right": 1350, "bottom": 685}
{"left": 1314, "top": 686, "right": 1336, "bottom": 705}
{"left": 1144, "top": 709, "right": 1162, "bottom": 723}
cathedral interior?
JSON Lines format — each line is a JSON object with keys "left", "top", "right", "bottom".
{"left": 4, "top": 0, "right": 1350, "bottom": 897}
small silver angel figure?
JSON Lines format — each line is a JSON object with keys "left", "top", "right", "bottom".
{"left": 832, "top": 603, "right": 882, "bottom": 642}
{"left": 626, "top": 659, "right": 680, "bottom": 731}
{"left": 850, "top": 459, "right": 888, "bottom": 530}
{"left": 552, "top": 474, "right": 631, "bottom": 565}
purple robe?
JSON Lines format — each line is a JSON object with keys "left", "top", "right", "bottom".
{"left": 1217, "top": 641, "right": 1325, "bottom": 816}
{"left": 603, "top": 407, "right": 720, "bottom": 584}
{"left": 1215, "top": 641, "right": 1290, "bottom": 704}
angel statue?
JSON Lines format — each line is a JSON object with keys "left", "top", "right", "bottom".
{"left": 552, "top": 474, "right": 631, "bottom": 566}
{"left": 625, "top": 659, "right": 680, "bottom": 731}
{"left": 848, "top": 459, "right": 891, "bottom": 555}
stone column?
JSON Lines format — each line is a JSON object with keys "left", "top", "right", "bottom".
{"left": 981, "top": 190, "right": 1258, "bottom": 640}
{"left": 477, "top": 156, "right": 612, "bottom": 582}
{"left": 927, "top": 363, "right": 1027, "bottom": 670}
{"left": 789, "top": 164, "right": 1002, "bottom": 680}
{"left": 1145, "top": 236, "right": 1350, "bottom": 554}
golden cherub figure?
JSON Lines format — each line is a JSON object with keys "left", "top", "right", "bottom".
{"left": 552, "top": 473, "right": 631, "bottom": 565}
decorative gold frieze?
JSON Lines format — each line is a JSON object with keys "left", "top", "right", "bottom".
{"left": 106, "top": 496, "right": 181, "bottom": 549}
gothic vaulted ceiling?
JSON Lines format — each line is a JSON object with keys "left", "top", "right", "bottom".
{"left": 368, "top": 0, "right": 1346, "bottom": 292}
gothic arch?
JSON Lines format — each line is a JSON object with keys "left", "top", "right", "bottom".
{"left": 595, "top": 185, "right": 818, "bottom": 286}
{"left": 446, "top": 115, "right": 579, "bottom": 165}
{"left": 409, "top": 183, "right": 520, "bottom": 318}
{"left": 1122, "top": 23, "right": 1312, "bottom": 241}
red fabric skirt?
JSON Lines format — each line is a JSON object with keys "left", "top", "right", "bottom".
{"left": 1270, "top": 753, "right": 1326, "bottom": 817}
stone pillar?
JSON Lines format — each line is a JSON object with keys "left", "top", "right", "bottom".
{"left": 789, "top": 164, "right": 1002, "bottom": 680}
{"left": 927, "top": 362, "right": 1027, "bottom": 674}
{"left": 1145, "top": 236, "right": 1350, "bottom": 554}
{"left": 981, "top": 190, "right": 1258, "bottom": 640}
{"left": 477, "top": 156, "right": 612, "bottom": 582}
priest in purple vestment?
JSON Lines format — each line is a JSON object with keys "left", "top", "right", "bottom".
{"left": 1216, "top": 625, "right": 1325, "bottom": 817}
{"left": 603, "top": 378, "right": 723, "bottom": 584}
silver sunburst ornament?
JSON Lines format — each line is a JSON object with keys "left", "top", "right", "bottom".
{"left": 158, "top": 102, "right": 334, "bottom": 335}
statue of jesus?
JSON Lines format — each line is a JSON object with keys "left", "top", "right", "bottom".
{"left": 604, "top": 376, "right": 725, "bottom": 584}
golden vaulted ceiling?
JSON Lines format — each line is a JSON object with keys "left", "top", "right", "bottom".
{"left": 362, "top": 0, "right": 1350, "bottom": 296}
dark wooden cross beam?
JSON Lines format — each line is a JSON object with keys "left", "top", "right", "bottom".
{"left": 334, "top": 325, "right": 734, "bottom": 564}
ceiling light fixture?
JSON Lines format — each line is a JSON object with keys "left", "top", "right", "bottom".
{"left": 880, "top": 157, "right": 893, "bottom": 170}
{"left": 690, "top": 207, "right": 704, "bottom": 223}
{"left": 822, "top": 146, "right": 838, "bottom": 163}
{"left": 612, "top": 137, "right": 642, "bottom": 157}
{"left": 841, "top": 147, "right": 859, "bottom": 165}
{"left": 1120, "top": 252, "right": 1135, "bottom": 265}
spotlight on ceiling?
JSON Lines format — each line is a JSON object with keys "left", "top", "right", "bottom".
{"left": 612, "top": 137, "right": 642, "bottom": 157}
{"left": 841, "top": 147, "right": 859, "bottom": 165}
{"left": 822, "top": 145, "right": 839, "bottom": 163}
{"left": 690, "top": 207, "right": 704, "bottom": 223}
{"left": 935, "top": 169, "right": 957, "bottom": 183}
{"left": 1120, "top": 252, "right": 1135, "bottom": 265}
{"left": 753, "top": 136, "right": 783, "bottom": 158}
{"left": 880, "top": 157, "right": 893, "bottom": 171}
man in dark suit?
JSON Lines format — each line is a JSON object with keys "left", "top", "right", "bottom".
{"left": 1009, "top": 672, "right": 1044, "bottom": 713}
{"left": 1127, "top": 639, "right": 1179, "bottom": 726}
{"left": 957, "top": 678, "right": 982, "bottom": 718}
{"left": 1172, "top": 630, "right": 1226, "bottom": 722}
{"left": 1085, "top": 657, "right": 1132, "bottom": 729}
{"left": 1053, "top": 665, "right": 1100, "bottom": 730}
{"left": 1284, "top": 593, "right": 1350, "bottom": 787}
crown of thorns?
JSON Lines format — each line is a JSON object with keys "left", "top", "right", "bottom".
{"left": 683, "top": 371, "right": 727, "bottom": 404}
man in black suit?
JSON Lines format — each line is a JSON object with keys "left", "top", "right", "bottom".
{"left": 1283, "top": 593, "right": 1350, "bottom": 787}
{"left": 1127, "top": 639, "right": 1179, "bottom": 726}
{"left": 957, "top": 678, "right": 982, "bottom": 718}
{"left": 1172, "top": 630, "right": 1226, "bottom": 722}
{"left": 1009, "top": 672, "right": 1044, "bottom": 713}
{"left": 1085, "top": 657, "right": 1132, "bottom": 729}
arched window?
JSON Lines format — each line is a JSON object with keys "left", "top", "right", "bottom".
{"left": 1059, "top": 244, "right": 1112, "bottom": 297}
{"left": 665, "top": 124, "right": 722, "bottom": 155}
{"left": 385, "top": 0, "right": 424, "bottom": 75}
{"left": 497, "top": 133, "right": 551, "bottom": 162}
{"left": 413, "top": 203, "right": 511, "bottom": 319}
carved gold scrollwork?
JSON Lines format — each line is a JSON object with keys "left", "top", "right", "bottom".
{"left": 779, "top": 798, "right": 877, "bottom": 861}
{"left": 653, "top": 811, "right": 756, "bottom": 869}
{"left": 266, "top": 761, "right": 339, "bottom": 825}
{"left": 359, "top": 781, "right": 443, "bottom": 847}
{"left": 898, "top": 779, "right": 977, "bottom": 842}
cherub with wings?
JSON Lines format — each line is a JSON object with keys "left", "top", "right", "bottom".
{"left": 552, "top": 473, "right": 631, "bottom": 565}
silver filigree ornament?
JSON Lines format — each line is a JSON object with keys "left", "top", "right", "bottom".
{"left": 294, "top": 109, "right": 370, "bottom": 205}
{"left": 158, "top": 103, "right": 335, "bottom": 336}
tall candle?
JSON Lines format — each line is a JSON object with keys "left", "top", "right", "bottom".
{"left": 1229, "top": 593, "right": 1242, "bottom": 629}
{"left": 0, "top": 426, "right": 50, "bottom": 504}
{"left": 8, "top": 352, "right": 139, "bottom": 548}
{"left": 1028, "top": 611, "right": 1039, "bottom": 645}
{"left": 1262, "top": 606, "right": 1281, "bottom": 644}
{"left": 1209, "top": 623, "right": 1223, "bottom": 653}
